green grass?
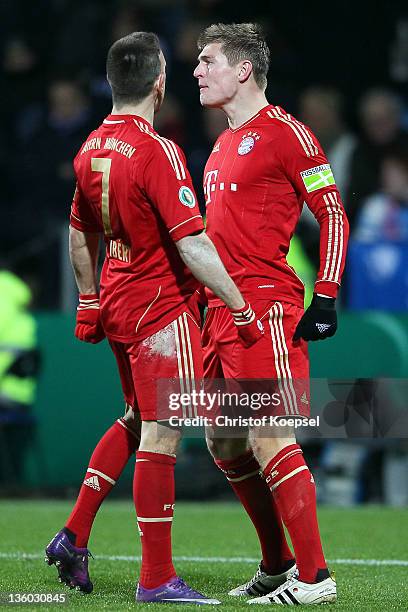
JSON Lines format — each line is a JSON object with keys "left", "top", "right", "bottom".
{"left": 0, "top": 501, "right": 407, "bottom": 610}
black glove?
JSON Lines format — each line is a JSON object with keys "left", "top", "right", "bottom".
{"left": 293, "top": 294, "right": 337, "bottom": 342}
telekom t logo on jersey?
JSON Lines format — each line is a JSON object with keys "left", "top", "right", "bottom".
{"left": 204, "top": 170, "right": 238, "bottom": 204}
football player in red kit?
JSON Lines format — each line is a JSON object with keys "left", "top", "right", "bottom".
{"left": 45, "top": 31, "right": 262, "bottom": 605}
{"left": 194, "top": 23, "right": 349, "bottom": 605}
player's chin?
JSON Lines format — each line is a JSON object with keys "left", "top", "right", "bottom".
{"left": 200, "top": 93, "right": 220, "bottom": 108}
{"left": 199, "top": 91, "right": 209, "bottom": 107}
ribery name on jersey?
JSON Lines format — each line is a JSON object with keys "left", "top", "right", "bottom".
{"left": 109, "top": 239, "right": 131, "bottom": 263}
{"left": 80, "top": 137, "right": 136, "bottom": 159}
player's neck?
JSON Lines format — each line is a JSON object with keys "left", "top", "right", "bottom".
{"left": 223, "top": 90, "right": 269, "bottom": 130}
{"left": 111, "top": 101, "right": 155, "bottom": 126}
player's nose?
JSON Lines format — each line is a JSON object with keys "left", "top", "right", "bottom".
{"left": 193, "top": 63, "right": 202, "bottom": 79}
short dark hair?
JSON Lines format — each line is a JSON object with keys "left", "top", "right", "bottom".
{"left": 106, "top": 32, "right": 161, "bottom": 107}
{"left": 197, "top": 23, "right": 270, "bottom": 90}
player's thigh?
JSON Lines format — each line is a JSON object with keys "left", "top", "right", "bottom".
{"left": 204, "top": 303, "right": 275, "bottom": 379}
{"left": 218, "top": 300, "right": 274, "bottom": 378}
{"left": 265, "top": 300, "right": 310, "bottom": 417}
{"left": 203, "top": 305, "right": 250, "bottom": 379}
{"left": 129, "top": 311, "right": 203, "bottom": 421}
{"left": 109, "top": 339, "right": 137, "bottom": 410}
{"left": 202, "top": 307, "right": 224, "bottom": 379}
{"left": 202, "top": 308, "right": 249, "bottom": 458}
{"left": 226, "top": 300, "right": 310, "bottom": 417}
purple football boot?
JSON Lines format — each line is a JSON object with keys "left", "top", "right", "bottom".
{"left": 136, "top": 576, "right": 221, "bottom": 605}
{"left": 45, "top": 530, "right": 93, "bottom": 593}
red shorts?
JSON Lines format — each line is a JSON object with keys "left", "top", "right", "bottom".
{"left": 202, "top": 300, "right": 310, "bottom": 417}
{"left": 109, "top": 310, "right": 202, "bottom": 421}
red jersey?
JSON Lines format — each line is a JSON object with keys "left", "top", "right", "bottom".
{"left": 70, "top": 114, "right": 204, "bottom": 342}
{"left": 204, "top": 104, "right": 349, "bottom": 308}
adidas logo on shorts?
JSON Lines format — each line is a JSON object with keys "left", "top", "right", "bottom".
{"left": 300, "top": 392, "right": 309, "bottom": 405}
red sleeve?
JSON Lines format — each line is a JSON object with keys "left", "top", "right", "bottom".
{"left": 276, "top": 123, "right": 349, "bottom": 298}
{"left": 138, "top": 139, "right": 204, "bottom": 241}
{"left": 70, "top": 182, "right": 102, "bottom": 233}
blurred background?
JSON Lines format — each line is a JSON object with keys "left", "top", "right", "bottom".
{"left": 1, "top": 0, "right": 408, "bottom": 506}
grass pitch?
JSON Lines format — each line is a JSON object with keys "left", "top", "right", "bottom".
{"left": 0, "top": 500, "right": 407, "bottom": 610}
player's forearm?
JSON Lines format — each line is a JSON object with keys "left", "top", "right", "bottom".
{"left": 176, "top": 233, "right": 245, "bottom": 310}
{"left": 308, "top": 190, "right": 350, "bottom": 298}
{"left": 69, "top": 226, "right": 100, "bottom": 295}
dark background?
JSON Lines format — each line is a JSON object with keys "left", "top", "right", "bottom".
{"left": 1, "top": 0, "right": 408, "bottom": 504}
{"left": 1, "top": 0, "right": 407, "bottom": 309}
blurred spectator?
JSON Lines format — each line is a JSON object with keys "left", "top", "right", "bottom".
{"left": 154, "top": 94, "right": 187, "bottom": 146}
{"left": 346, "top": 88, "right": 408, "bottom": 229}
{"left": 20, "top": 78, "right": 96, "bottom": 230}
{"left": 3, "top": 37, "right": 36, "bottom": 73}
{"left": 0, "top": 2, "right": 406, "bottom": 310}
{"left": 202, "top": 108, "right": 228, "bottom": 144}
{"left": 1, "top": 36, "right": 46, "bottom": 140}
{"left": 286, "top": 235, "right": 315, "bottom": 308}
{"left": 298, "top": 86, "right": 356, "bottom": 200}
{"left": 166, "top": 18, "right": 216, "bottom": 206}
{"left": 110, "top": 3, "right": 145, "bottom": 43}
{"left": 168, "top": 19, "right": 210, "bottom": 150}
{"left": 390, "top": 16, "right": 408, "bottom": 85}
{"left": 354, "top": 144, "right": 408, "bottom": 242}
{"left": 52, "top": 0, "right": 112, "bottom": 76}
{"left": 348, "top": 145, "right": 408, "bottom": 311}
{"left": 0, "top": 0, "right": 52, "bottom": 137}
{"left": 10, "top": 79, "right": 98, "bottom": 308}
{"left": 0, "top": 269, "right": 39, "bottom": 486}
{"left": 186, "top": 108, "right": 227, "bottom": 213}
{"left": 297, "top": 87, "right": 356, "bottom": 268}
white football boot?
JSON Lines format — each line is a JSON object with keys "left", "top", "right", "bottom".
{"left": 229, "top": 562, "right": 297, "bottom": 597}
{"left": 248, "top": 573, "right": 336, "bottom": 605}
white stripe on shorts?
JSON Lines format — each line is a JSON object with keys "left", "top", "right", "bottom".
{"left": 269, "top": 303, "right": 299, "bottom": 416}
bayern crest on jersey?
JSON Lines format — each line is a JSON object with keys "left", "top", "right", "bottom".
{"left": 238, "top": 131, "right": 260, "bottom": 155}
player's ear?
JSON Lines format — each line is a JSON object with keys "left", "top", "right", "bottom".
{"left": 153, "top": 72, "right": 165, "bottom": 97}
{"left": 157, "top": 73, "right": 165, "bottom": 91}
{"left": 153, "top": 73, "right": 166, "bottom": 112}
{"left": 237, "top": 60, "right": 253, "bottom": 84}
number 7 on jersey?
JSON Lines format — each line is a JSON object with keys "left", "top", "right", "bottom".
{"left": 91, "top": 157, "right": 113, "bottom": 237}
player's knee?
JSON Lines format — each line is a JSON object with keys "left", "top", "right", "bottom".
{"left": 206, "top": 435, "right": 218, "bottom": 458}
{"left": 122, "top": 408, "right": 141, "bottom": 437}
{"left": 249, "top": 435, "right": 295, "bottom": 470}
{"left": 139, "top": 420, "right": 182, "bottom": 455}
{"left": 206, "top": 435, "right": 248, "bottom": 460}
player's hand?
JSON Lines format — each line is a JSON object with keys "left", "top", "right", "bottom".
{"left": 230, "top": 301, "right": 264, "bottom": 348}
{"left": 75, "top": 293, "right": 105, "bottom": 343}
{"left": 293, "top": 294, "right": 337, "bottom": 342}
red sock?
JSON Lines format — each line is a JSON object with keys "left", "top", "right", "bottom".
{"left": 66, "top": 419, "right": 139, "bottom": 547}
{"left": 215, "top": 451, "right": 294, "bottom": 575}
{"left": 264, "top": 444, "right": 327, "bottom": 583}
{"left": 134, "top": 451, "right": 177, "bottom": 589}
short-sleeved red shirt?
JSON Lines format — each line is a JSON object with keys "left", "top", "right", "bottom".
{"left": 70, "top": 114, "right": 204, "bottom": 341}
